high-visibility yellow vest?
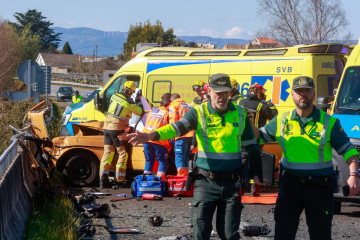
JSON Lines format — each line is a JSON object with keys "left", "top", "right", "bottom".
{"left": 194, "top": 102, "right": 246, "bottom": 171}
{"left": 276, "top": 110, "right": 336, "bottom": 175}
{"left": 108, "top": 93, "right": 135, "bottom": 118}
{"left": 72, "top": 95, "right": 83, "bottom": 103}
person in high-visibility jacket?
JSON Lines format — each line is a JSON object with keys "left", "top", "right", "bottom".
{"left": 191, "top": 80, "right": 206, "bottom": 106}
{"left": 169, "top": 93, "right": 194, "bottom": 175}
{"left": 127, "top": 74, "right": 262, "bottom": 240}
{"left": 71, "top": 90, "right": 83, "bottom": 103}
{"left": 258, "top": 76, "right": 360, "bottom": 240}
{"left": 142, "top": 93, "right": 171, "bottom": 177}
{"left": 230, "top": 78, "right": 244, "bottom": 104}
{"left": 99, "top": 81, "right": 143, "bottom": 188}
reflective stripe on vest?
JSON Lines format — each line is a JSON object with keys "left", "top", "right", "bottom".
{"left": 197, "top": 102, "right": 245, "bottom": 159}
{"left": 144, "top": 107, "right": 168, "bottom": 130}
{"left": 277, "top": 110, "right": 334, "bottom": 170}
{"left": 255, "top": 102, "right": 263, "bottom": 128}
{"left": 107, "top": 93, "right": 127, "bottom": 117}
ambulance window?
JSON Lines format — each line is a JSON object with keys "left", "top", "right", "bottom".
{"left": 104, "top": 75, "right": 140, "bottom": 107}
{"left": 335, "top": 67, "right": 360, "bottom": 115}
{"left": 152, "top": 81, "right": 172, "bottom": 103}
{"left": 317, "top": 75, "right": 335, "bottom": 97}
{"left": 316, "top": 59, "right": 344, "bottom": 98}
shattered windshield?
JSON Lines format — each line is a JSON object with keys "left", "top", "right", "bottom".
{"left": 334, "top": 67, "right": 360, "bottom": 115}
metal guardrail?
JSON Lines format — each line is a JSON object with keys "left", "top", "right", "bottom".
{"left": 0, "top": 125, "right": 32, "bottom": 179}
{"left": 0, "top": 103, "right": 53, "bottom": 239}
{"left": 52, "top": 80, "right": 102, "bottom": 89}
{"left": 52, "top": 72, "right": 102, "bottom": 81}
{"left": 0, "top": 140, "right": 18, "bottom": 180}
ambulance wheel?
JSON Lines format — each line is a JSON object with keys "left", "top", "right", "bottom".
{"left": 63, "top": 152, "right": 99, "bottom": 187}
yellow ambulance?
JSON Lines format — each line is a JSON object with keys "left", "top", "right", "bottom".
{"left": 61, "top": 43, "right": 350, "bottom": 136}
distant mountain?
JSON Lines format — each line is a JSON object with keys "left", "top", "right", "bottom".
{"left": 53, "top": 27, "right": 127, "bottom": 57}
{"left": 53, "top": 27, "right": 249, "bottom": 57}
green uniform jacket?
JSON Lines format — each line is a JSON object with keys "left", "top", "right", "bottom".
{"left": 259, "top": 107, "right": 359, "bottom": 176}
{"left": 154, "top": 100, "right": 261, "bottom": 176}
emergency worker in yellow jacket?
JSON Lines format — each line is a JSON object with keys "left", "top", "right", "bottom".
{"left": 100, "top": 81, "right": 143, "bottom": 188}
{"left": 142, "top": 93, "right": 171, "bottom": 177}
{"left": 230, "top": 78, "right": 244, "bottom": 104}
{"left": 258, "top": 76, "right": 360, "bottom": 240}
{"left": 71, "top": 90, "right": 83, "bottom": 103}
{"left": 127, "top": 74, "right": 262, "bottom": 240}
{"left": 191, "top": 80, "right": 206, "bottom": 106}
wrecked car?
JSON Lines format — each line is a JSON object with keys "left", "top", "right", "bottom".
{"left": 27, "top": 101, "right": 176, "bottom": 186}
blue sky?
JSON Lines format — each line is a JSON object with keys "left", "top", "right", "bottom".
{"left": 1, "top": 0, "right": 360, "bottom": 40}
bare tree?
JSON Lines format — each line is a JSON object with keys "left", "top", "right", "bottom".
{"left": 0, "top": 20, "right": 22, "bottom": 92}
{"left": 257, "top": 0, "right": 350, "bottom": 46}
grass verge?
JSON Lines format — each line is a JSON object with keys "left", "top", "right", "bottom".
{"left": 24, "top": 171, "right": 80, "bottom": 240}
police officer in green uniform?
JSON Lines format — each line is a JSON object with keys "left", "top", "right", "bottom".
{"left": 258, "top": 76, "right": 360, "bottom": 240}
{"left": 127, "top": 74, "right": 262, "bottom": 240}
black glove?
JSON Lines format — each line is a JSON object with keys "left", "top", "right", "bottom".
{"left": 135, "top": 96, "right": 142, "bottom": 104}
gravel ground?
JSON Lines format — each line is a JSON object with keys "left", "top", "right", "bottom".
{"left": 70, "top": 185, "right": 360, "bottom": 240}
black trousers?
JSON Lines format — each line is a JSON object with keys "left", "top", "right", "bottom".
{"left": 275, "top": 174, "right": 334, "bottom": 240}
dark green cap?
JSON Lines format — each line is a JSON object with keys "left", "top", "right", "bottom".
{"left": 292, "top": 76, "right": 315, "bottom": 90}
{"left": 209, "top": 74, "right": 232, "bottom": 92}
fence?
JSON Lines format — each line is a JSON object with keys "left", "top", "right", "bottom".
{"left": 52, "top": 72, "right": 103, "bottom": 85}
{"left": 0, "top": 106, "right": 52, "bottom": 240}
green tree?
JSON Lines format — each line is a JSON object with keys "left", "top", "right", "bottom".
{"left": 174, "top": 38, "right": 186, "bottom": 46}
{"left": 18, "top": 25, "right": 41, "bottom": 60}
{"left": 0, "top": 20, "right": 22, "bottom": 92}
{"left": 10, "top": 9, "right": 61, "bottom": 51}
{"left": 62, "top": 41, "right": 73, "bottom": 54}
{"left": 123, "top": 20, "right": 176, "bottom": 60}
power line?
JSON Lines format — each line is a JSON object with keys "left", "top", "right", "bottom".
{"left": 73, "top": 44, "right": 123, "bottom": 50}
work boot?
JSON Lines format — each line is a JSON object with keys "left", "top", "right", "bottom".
{"left": 100, "top": 176, "right": 111, "bottom": 189}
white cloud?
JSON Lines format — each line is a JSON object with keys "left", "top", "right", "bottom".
{"left": 174, "top": 29, "right": 187, "bottom": 36}
{"left": 200, "top": 29, "right": 217, "bottom": 38}
{"left": 224, "top": 27, "right": 244, "bottom": 38}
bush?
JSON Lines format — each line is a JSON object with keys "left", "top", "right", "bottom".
{"left": 0, "top": 98, "right": 36, "bottom": 154}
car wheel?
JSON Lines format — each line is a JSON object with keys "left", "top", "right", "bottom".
{"left": 63, "top": 152, "right": 99, "bottom": 187}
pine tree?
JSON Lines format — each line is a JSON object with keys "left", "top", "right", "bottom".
{"left": 10, "top": 9, "right": 61, "bottom": 51}
{"left": 62, "top": 41, "right": 73, "bottom": 54}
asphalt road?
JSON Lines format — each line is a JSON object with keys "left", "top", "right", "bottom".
{"left": 50, "top": 83, "right": 97, "bottom": 101}
{"left": 72, "top": 185, "right": 360, "bottom": 240}
{"left": 49, "top": 83, "right": 360, "bottom": 240}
